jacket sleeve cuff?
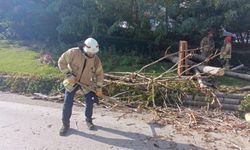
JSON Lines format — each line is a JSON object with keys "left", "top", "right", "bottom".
{"left": 66, "top": 72, "right": 76, "bottom": 77}
{"left": 61, "top": 68, "right": 70, "bottom": 74}
{"left": 95, "top": 88, "right": 102, "bottom": 93}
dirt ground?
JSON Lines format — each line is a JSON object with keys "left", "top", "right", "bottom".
{"left": 0, "top": 91, "right": 249, "bottom": 150}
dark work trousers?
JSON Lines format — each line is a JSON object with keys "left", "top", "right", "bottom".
{"left": 62, "top": 85, "right": 94, "bottom": 126}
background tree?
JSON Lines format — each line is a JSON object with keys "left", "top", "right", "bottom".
{"left": 0, "top": 0, "right": 249, "bottom": 51}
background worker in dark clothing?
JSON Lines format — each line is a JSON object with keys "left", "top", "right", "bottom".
{"left": 200, "top": 29, "right": 215, "bottom": 58}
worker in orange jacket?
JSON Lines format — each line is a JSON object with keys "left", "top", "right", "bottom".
{"left": 220, "top": 36, "right": 232, "bottom": 70}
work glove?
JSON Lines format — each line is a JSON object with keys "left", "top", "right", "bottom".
{"left": 66, "top": 72, "right": 76, "bottom": 83}
{"left": 63, "top": 73, "right": 77, "bottom": 92}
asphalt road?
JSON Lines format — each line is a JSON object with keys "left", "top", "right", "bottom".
{"left": 0, "top": 91, "right": 249, "bottom": 150}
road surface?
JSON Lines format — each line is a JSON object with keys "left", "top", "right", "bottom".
{"left": 0, "top": 91, "right": 249, "bottom": 150}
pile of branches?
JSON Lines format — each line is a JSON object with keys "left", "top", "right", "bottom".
{"left": 151, "top": 107, "right": 250, "bottom": 137}
{"left": 101, "top": 48, "right": 228, "bottom": 110}
{"left": 32, "top": 48, "right": 248, "bottom": 112}
{"left": 31, "top": 48, "right": 250, "bottom": 136}
{"left": 32, "top": 47, "right": 249, "bottom": 112}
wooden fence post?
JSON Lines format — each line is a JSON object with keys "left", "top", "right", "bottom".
{"left": 178, "top": 41, "right": 189, "bottom": 76}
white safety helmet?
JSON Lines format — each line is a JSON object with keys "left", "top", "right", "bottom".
{"left": 83, "top": 38, "right": 99, "bottom": 54}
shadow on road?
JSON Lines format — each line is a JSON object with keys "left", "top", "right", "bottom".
{"left": 67, "top": 125, "right": 206, "bottom": 150}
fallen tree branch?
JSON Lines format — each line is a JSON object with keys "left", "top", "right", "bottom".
{"left": 184, "top": 95, "right": 242, "bottom": 105}
{"left": 166, "top": 54, "right": 224, "bottom": 76}
{"left": 224, "top": 71, "right": 250, "bottom": 81}
{"left": 231, "top": 64, "right": 245, "bottom": 71}
{"left": 32, "top": 93, "right": 63, "bottom": 101}
{"left": 183, "top": 100, "right": 239, "bottom": 111}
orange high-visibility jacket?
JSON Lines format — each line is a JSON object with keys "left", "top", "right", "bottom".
{"left": 220, "top": 41, "right": 232, "bottom": 59}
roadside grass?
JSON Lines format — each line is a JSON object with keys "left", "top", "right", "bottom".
{"left": 0, "top": 40, "right": 61, "bottom": 77}
{"left": 99, "top": 49, "right": 175, "bottom": 75}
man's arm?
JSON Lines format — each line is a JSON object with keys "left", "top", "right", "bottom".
{"left": 94, "top": 57, "right": 104, "bottom": 97}
{"left": 200, "top": 37, "right": 205, "bottom": 48}
{"left": 210, "top": 40, "right": 215, "bottom": 51}
{"left": 58, "top": 49, "right": 74, "bottom": 75}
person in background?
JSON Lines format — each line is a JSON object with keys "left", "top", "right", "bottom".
{"left": 200, "top": 29, "right": 215, "bottom": 58}
{"left": 220, "top": 36, "right": 232, "bottom": 70}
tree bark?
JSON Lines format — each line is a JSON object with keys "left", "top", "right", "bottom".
{"left": 167, "top": 55, "right": 250, "bottom": 81}
{"left": 167, "top": 55, "right": 224, "bottom": 76}
{"left": 183, "top": 100, "right": 239, "bottom": 111}
{"left": 224, "top": 71, "right": 250, "bottom": 81}
{"left": 237, "top": 86, "right": 250, "bottom": 91}
{"left": 184, "top": 95, "right": 242, "bottom": 105}
{"left": 190, "top": 54, "right": 206, "bottom": 62}
{"left": 214, "top": 92, "right": 245, "bottom": 99}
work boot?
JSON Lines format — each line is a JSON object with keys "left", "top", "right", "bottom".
{"left": 86, "top": 118, "right": 95, "bottom": 130}
{"left": 59, "top": 125, "right": 69, "bottom": 136}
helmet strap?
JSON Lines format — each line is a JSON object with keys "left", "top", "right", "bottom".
{"left": 84, "top": 52, "right": 95, "bottom": 58}
{"left": 79, "top": 45, "right": 84, "bottom": 52}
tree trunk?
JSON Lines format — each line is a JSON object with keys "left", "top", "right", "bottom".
{"left": 198, "top": 66, "right": 224, "bottom": 76}
{"left": 224, "top": 71, "right": 250, "bottom": 81}
{"left": 214, "top": 92, "right": 245, "bottom": 99}
{"left": 237, "top": 86, "right": 250, "bottom": 91}
{"left": 167, "top": 55, "right": 250, "bottom": 80}
{"left": 190, "top": 54, "right": 206, "bottom": 62}
{"left": 183, "top": 100, "right": 239, "bottom": 111}
{"left": 184, "top": 95, "right": 242, "bottom": 105}
{"left": 167, "top": 55, "right": 224, "bottom": 76}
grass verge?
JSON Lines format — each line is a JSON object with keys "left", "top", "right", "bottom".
{"left": 0, "top": 40, "right": 61, "bottom": 77}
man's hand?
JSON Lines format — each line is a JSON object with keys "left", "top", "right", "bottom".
{"left": 62, "top": 73, "right": 77, "bottom": 92}
{"left": 67, "top": 75, "right": 76, "bottom": 84}
{"left": 95, "top": 90, "right": 103, "bottom": 97}
{"left": 66, "top": 73, "right": 76, "bottom": 85}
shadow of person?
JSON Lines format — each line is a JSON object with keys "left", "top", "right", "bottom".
{"left": 66, "top": 125, "right": 206, "bottom": 150}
